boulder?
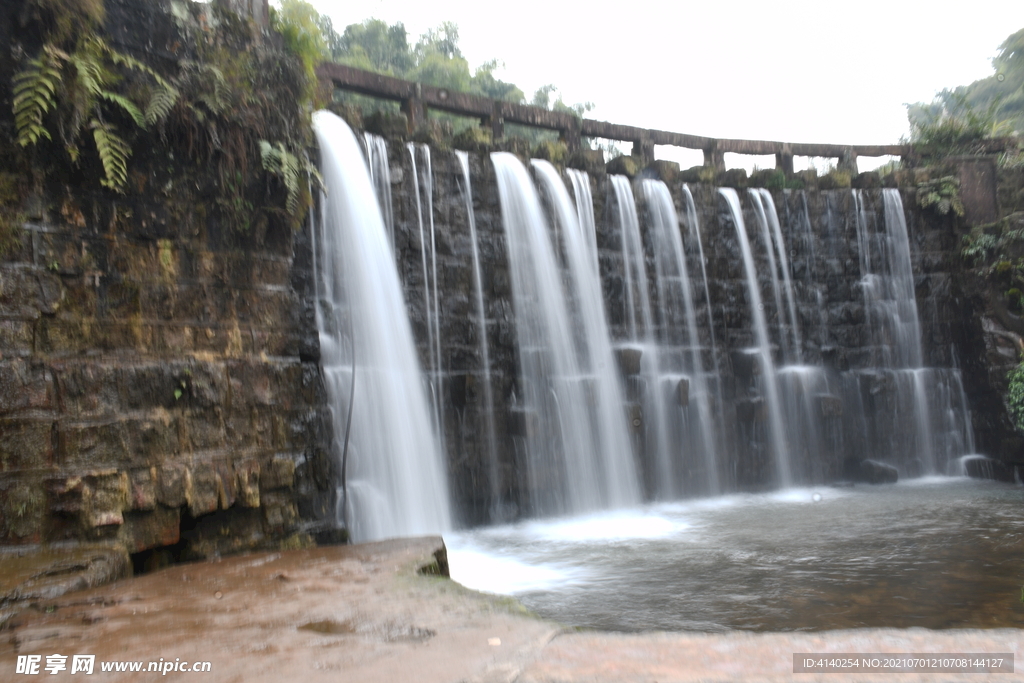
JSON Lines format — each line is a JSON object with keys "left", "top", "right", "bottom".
{"left": 843, "top": 457, "right": 898, "bottom": 484}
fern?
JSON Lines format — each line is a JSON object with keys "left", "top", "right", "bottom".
{"left": 12, "top": 49, "right": 62, "bottom": 146}
{"left": 145, "top": 82, "right": 179, "bottom": 126}
{"left": 91, "top": 120, "right": 131, "bottom": 191}
{"left": 99, "top": 91, "right": 146, "bottom": 128}
{"left": 260, "top": 140, "right": 323, "bottom": 218}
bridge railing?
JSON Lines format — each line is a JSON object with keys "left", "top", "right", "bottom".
{"left": 317, "top": 62, "right": 1016, "bottom": 174}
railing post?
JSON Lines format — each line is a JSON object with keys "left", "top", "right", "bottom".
{"left": 838, "top": 147, "right": 858, "bottom": 175}
{"left": 481, "top": 101, "right": 504, "bottom": 142}
{"left": 561, "top": 117, "right": 582, "bottom": 154}
{"left": 401, "top": 84, "right": 426, "bottom": 134}
{"left": 775, "top": 144, "right": 794, "bottom": 175}
{"left": 632, "top": 132, "right": 654, "bottom": 166}
{"left": 704, "top": 141, "right": 725, "bottom": 172}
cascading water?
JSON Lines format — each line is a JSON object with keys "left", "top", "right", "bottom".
{"left": 312, "top": 111, "right": 451, "bottom": 542}
{"left": 455, "top": 151, "right": 500, "bottom": 512}
{"left": 408, "top": 143, "right": 445, "bottom": 452}
{"left": 643, "top": 179, "right": 720, "bottom": 494}
{"left": 759, "top": 189, "right": 802, "bottom": 363}
{"left": 611, "top": 175, "right": 674, "bottom": 498}
{"left": 748, "top": 190, "right": 788, "bottom": 359}
{"left": 532, "top": 161, "right": 639, "bottom": 504}
{"left": 491, "top": 153, "right": 641, "bottom": 515}
{"left": 567, "top": 169, "right": 600, "bottom": 276}
{"left": 720, "top": 188, "right": 792, "bottom": 486}
{"left": 847, "top": 188, "right": 974, "bottom": 474}
{"left": 362, "top": 132, "right": 394, "bottom": 247}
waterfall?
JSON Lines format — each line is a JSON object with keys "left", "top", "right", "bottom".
{"left": 643, "top": 179, "right": 720, "bottom": 494}
{"left": 362, "top": 132, "right": 394, "bottom": 247}
{"left": 532, "top": 161, "right": 639, "bottom": 506}
{"left": 748, "top": 190, "right": 787, "bottom": 359}
{"left": 456, "top": 151, "right": 500, "bottom": 514}
{"left": 759, "top": 190, "right": 802, "bottom": 363}
{"left": 492, "top": 153, "right": 640, "bottom": 514}
{"left": 567, "top": 170, "right": 600, "bottom": 277}
{"left": 611, "top": 175, "right": 674, "bottom": 499}
{"left": 848, "top": 189, "right": 974, "bottom": 474}
{"left": 407, "top": 143, "right": 445, "bottom": 453}
{"left": 313, "top": 112, "right": 450, "bottom": 542}
{"left": 720, "top": 188, "right": 792, "bottom": 486}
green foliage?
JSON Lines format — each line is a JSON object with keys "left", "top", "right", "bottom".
{"left": 12, "top": 48, "right": 62, "bottom": 146}
{"left": 917, "top": 176, "right": 965, "bottom": 217}
{"left": 906, "top": 27, "right": 1024, "bottom": 155}
{"left": 91, "top": 120, "right": 131, "bottom": 190}
{"left": 1007, "top": 361, "right": 1024, "bottom": 431}
{"left": 11, "top": 35, "right": 178, "bottom": 191}
{"left": 269, "top": 0, "right": 329, "bottom": 105}
{"left": 328, "top": 16, "right": 593, "bottom": 142}
{"left": 259, "top": 140, "right": 323, "bottom": 221}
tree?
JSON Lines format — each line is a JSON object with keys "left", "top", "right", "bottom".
{"left": 336, "top": 19, "right": 414, "bottom": 75}
{"left": 907, "top": 26, "right": 1024, "bottom": 144}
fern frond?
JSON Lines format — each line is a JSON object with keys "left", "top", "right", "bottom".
{"left": 91, "top": 120, "right": 131, "bottom": 191}
{"left": 67, "top": 40, "right": 107, "bottom": 98}
{"left": 12, "top": 50, "right": 63, "bottom": 147}
{"left": 109, "top": 46, "right": 174, "bottom": 92}
{"left": 99, "top": 91, "right": 146, "bottom": 128}
{"left": 260, "top": 140, "right": 303, "bottom": 217}
{"left": 145, "top": 83, "right": 179, "bottom": 126}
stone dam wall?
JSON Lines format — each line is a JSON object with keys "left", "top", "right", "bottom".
{"left": 1, "top": 0, "right": 1023, "bottom": 559}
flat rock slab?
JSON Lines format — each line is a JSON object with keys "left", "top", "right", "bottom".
{"left": 0, "top": 537, "right": 559, "bottom": 682}
{"left": 0, "top": 545, "right": 130, "bottom": 628}
{"left": 1, "top": 537, "right": 1020, "bottom": 682}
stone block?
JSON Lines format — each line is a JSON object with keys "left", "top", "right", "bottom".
{"left": 189, "top": 462, "right": 219, "bottom": 517}
{"left": 261, "top": 490, "right": 298, "bottom": 530}
{"left": 83, "top": 470, "right": 129, "bottom": 528}
{"left": 156, "top": 462, "right": 192, "bottom": 508}
{"left": 646, "top": 160, "right": 679, "bottom": 185}
{"left": 0, "top": 361, "right": 53, "bottom": 415}
{"left": 262, "top": 456, "right": 295, "bottom": 490}
{"left": 121, "top": 507, "right": 180, "bottom": 553}
{"left": 125, "top": 412, "right": 179, "bottom": 462}
{"left": 627, "top": 403, "right": 643, "bottom": 431}
{"left": 817, "top": 394, "right": 843, "bottom": 418}
{"left": 606, "top": 155, "right": 639, "bottom": 178}
{"left": 214, "top": 460, "right": 235, "bottom": 510}
{"left": 730, "top": 350, "right": 761, "bottom": 380}
{"left": 128, "top": 467, "right": 157, "bottom": 510}
{"left": 59, "top": 421, "right": 130, "bottom": 467}
{"left": 0, "top": 418, "right": 54, "bottom": 471}
{"left": 615, "top": 347, "right": 643, "bottom": 376}
{"left": 1, "top": 478, "right": 47, "bottom": 540}
{"left": 0, "top": 320, "right": 34, "bottom": 357}
{"left": 736, "top": 397, "right": 765, "bottom": 423}
{"left": 676, "top": 377, "right": 689, "bottom": 407}
{"left": 235, "top": 460, "right": 260, "bottom": 507}
{"left": 47, "top": 475, "right": 85, "bottom": 516}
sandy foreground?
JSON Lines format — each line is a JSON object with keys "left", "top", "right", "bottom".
{"left": 0, "top": 537, "right": 1020, "bottom": 682}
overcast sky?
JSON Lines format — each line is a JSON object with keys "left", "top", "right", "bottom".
{"left": 304, "top": 0, "right": 1024, "bottom": 170}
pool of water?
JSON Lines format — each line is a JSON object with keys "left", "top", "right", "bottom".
{"left": 445, "top": 477, "right": 1024, "bottom": 631}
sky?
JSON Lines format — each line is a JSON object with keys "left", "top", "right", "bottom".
{"left": 303, "top": 0, "right": 1024, "bottom": 171}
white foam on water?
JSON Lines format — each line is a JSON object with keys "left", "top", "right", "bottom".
{"left": 445, "top": 541, "right": 591, "bottom": 595}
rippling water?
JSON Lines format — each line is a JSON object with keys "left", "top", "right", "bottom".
{"left": 445, "top": 478, "right": 1024, "bottom": 631}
